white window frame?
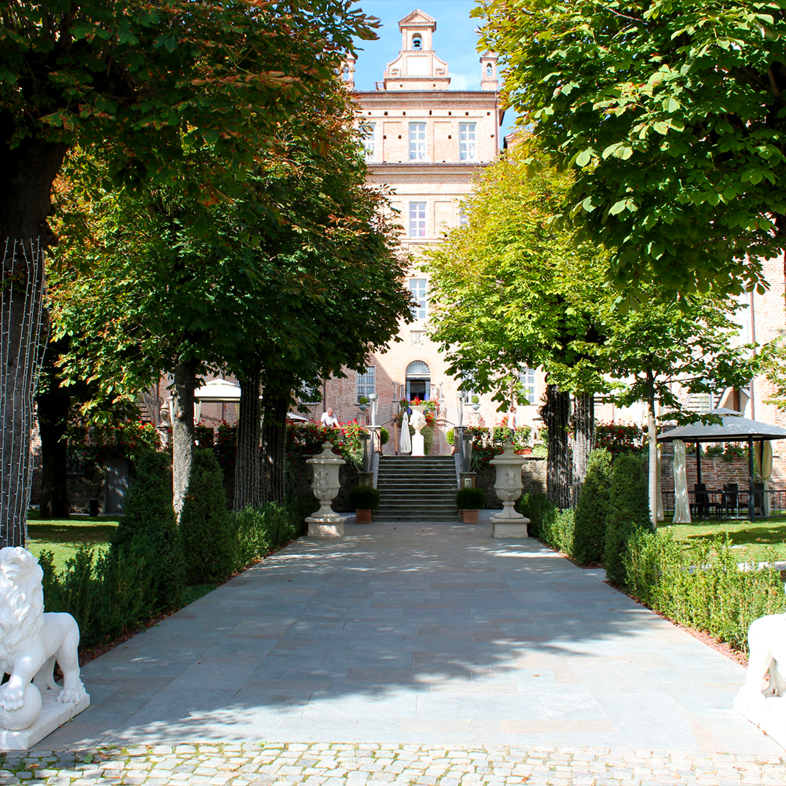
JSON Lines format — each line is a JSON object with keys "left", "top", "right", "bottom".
{"left": 409, "top": 122, "right": 426, "bottom": 161}
{"left": 362, "top": 122, "right": 376, "bottom": 161}
{"left": 356, "top": 367, "right": 376, "bottom": 400}
{"left": 409, "top": 202, "right": 426, "bottom": 238}
{"left": 459, "top": 122, "right": 477, "bottom": 161}
{"left": 520, "top": 367, "right": 537, "bottom": 406}
{"left": 409, "top": 278, "right": 428, "bottom": 321}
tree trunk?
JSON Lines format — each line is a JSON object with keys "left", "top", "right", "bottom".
{"left": 172, "top": 359, "right": 197, "bottom": 519}
{"left": 37, "top": 380, "right": 71, "bottom": 519}
{"left": 0, "top": 240, "right": 48, "bottom": 546}
{"left": 542, "top": 383, "right": 572, "bottom": 509}
{"left": 261, "top": 389, "right": 289, "bottom": 504}
{"left": 0, "top": 131, "right": 69, "bottom": 545}
{"left": 234, "top": 364, "right": 262, "bottom": 511}
{"left": 571, "top": 392, "right": 595, "bottom": 499}
{"left": 646, "top": 375, "right": 659, "bottom": 528}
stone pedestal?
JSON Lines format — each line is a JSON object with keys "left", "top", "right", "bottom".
{"left": 306, "top": 442, "right": 347, "bottom": 538}
{"left": 490, "top": 442, "right": 529, "bottom": 538}
{"left": 735, "top": 689, "right": 786, "bottom": 750}
{"left": 0, "top": 692, "right": 90, "bottom": 752}
{"left": 411, "top": 432, "right": 425, "bottom": 457}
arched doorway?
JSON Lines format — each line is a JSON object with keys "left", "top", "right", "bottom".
{"left": 406, "top": 360, "right": 430, "bottom": 401}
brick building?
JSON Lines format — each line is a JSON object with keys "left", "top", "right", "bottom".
{"left": 306, "top": 9, "right": 523, "bottom": 453}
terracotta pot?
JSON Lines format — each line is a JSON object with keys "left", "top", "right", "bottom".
{"left": 462, "top": 509, "right": 479, "bottom": 524}
{"left": 355, "top": 509, "right": 372, "bottom": 524}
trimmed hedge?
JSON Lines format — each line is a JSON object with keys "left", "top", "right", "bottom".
{"left": 603, "top": 453, "right": 652, "bottom": 585}
{"left": 573, "top": 448, "right": 612, "bottom": 566}
{"left": 624, "top": 530, "right": 786, "bottom": 653}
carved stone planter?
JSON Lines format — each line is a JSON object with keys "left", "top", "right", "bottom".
{"left": 306, "top": 442, "right": 347, "bottom": 537}
{"left": 489, "top": 441, "right": 529, "bottom": 538}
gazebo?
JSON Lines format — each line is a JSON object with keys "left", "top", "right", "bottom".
{"left": 657, "top": 408, "right": 786, "bottom": 522}
{"left": 191, "top": 379, "right": 309, "bottom": 423}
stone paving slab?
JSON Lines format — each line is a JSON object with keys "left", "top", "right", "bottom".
{"left": 2, "top": 743, "right": 786, "bottom": 786}
{"left": 33, "top": 522, "right": 784, "bottom": 756}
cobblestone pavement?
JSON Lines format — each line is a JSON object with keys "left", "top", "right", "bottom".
{"left": 0, "top": 743, "right": 786, "bottom": 786}
{"left": 1, "top": 743, "right": 785, "bottom": 786}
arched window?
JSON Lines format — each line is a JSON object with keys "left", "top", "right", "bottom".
{"left": 486, "top": 63, "right": 493, "bottom": 77}
{"left": 405, "top": 361, "right": 430, "bottom": 401}
{"left": 412, "top": 35, "right": 422, "bottom": 50}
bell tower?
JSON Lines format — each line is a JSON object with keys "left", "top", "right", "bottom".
{"left": 382, "top": 9, "right": 450, "bottom": 90}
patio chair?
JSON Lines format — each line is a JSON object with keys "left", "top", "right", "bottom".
{"left": 754, "top": 482, "right": 765, "bottom": 515}
{"left": 691, "top": 483, "right": 719, "bottom": 518}
{"left": 721, "top": 482, "right": 738, "bottom": 517}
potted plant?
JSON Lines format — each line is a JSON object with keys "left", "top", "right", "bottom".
{"left": 455, "top": 486, "right": 486, "bottom": 524}
{"left": 357, "top": 396, "right": 369, "bottom": 413}
{"left": 348, "top": 485, "right": 380, "bottom": 524}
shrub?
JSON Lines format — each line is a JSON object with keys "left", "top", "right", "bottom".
{"left": 517, "top": 492, "right": 554, "bottom": 540}
{"left": 347, "top": 485, "right": 381, "bottom": 510}
{"left": 603, "top": 453, "right": 652, "bottom": 585}
{"left": 231, "top": 497, "right": 309, "bottom": 568}
{"left": 111, "top": 450, "right": 184, "bottom": 611}
{"left": 573, "top": 448, "right": 613, "bottom": 566}
{"left": 446, "top": 428, "right": 454, "bottom": 445}
{"left": 379, "top": 427, "right": 390, "bottom": 446}
{"left": 180, "top": 449, "right": 236, "bottom": 584}
{"left": 517, "top": 493, "right": 575, "bottom": 554}
{"left": 455, "top": 487, "right": 486, "bottom": 509}
{"left": 624, "top": 530, "right": 786, "bottom": 654}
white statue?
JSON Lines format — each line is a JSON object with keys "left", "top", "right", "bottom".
{"left": 400, "top": 411, "right": 412, "bottom": 454}
{"left": 735, "top": 612, "right": 786, "bottom": 747}
{"left": 0, "top": 547, "right": 87, "bottom": 731}
{"left": 410, "top": 409, "right": 426, "bottom": 456}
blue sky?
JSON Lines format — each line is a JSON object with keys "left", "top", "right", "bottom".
{"left": 351, "top": 1, "right": 517, "bottom": 138}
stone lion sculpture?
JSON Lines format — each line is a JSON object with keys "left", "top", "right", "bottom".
{"left": 0, "top": 547, "right": 87, "bottom": 730}
{"left": 735, "top": 612, "right": 786, "bottom": 746}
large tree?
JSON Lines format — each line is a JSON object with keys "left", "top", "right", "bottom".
{"left": 0, "top": 0, "right": 380, "bottom": 542}
{"left": 427, "top": 141, "right": 754, "bottom": 517}
{"left": 426, "top": 141, "right": 607, "bottom": 506}
{"left": 477, "top": 0, "right": 786, "bottom": 296}
{"left": 49, "top": 91, "right": 411, "bottom": 513}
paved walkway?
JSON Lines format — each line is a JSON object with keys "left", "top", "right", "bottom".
{"left": 12, "top": 519, "right": 785, "bottom": 782}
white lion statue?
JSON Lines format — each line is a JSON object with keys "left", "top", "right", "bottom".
{"left": 0, "top": 547, "right": 87, "bottom": 730}
{"left": 735, "top": 611, "right": 786, "bottom": 745}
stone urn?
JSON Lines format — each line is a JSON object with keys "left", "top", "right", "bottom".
{"left": 489, "top": 441, "right": 529, "bottom": 538}
{"left": 306, "top": 442, "right": 347, "bottom": 538}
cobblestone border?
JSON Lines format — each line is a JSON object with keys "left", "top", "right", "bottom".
{"left": 1, "top": 743, "right": 784, "bottom": 786}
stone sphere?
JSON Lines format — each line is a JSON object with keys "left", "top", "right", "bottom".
{"left": 0, "top": 684, "right": 43, "bottom": 730}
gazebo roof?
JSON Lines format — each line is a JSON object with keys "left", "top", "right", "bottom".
{"left": 194, "top": 379, "right": 241, "bottom": 402}
{"left": 657, "top": 408, "right": 786, "bottom": 443}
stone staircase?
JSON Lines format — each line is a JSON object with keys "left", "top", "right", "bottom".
{"left": 375, "top": 455, "right": 459, "bottom": 522}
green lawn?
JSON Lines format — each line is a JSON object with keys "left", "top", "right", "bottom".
{"left": 27, "top": 511, "right": 120, "bottom": 570}
{"left": 658, "top": 514, "right": 786, "bottom": 563}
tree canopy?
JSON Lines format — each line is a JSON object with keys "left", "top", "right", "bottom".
{"left": 477, "top": 0, "right": 786, "bottom": 296}
{"left": 426, "top": 140, "right": 755, "bottom": 516}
